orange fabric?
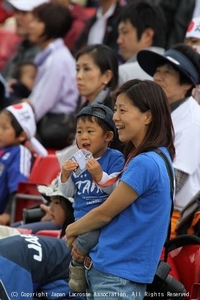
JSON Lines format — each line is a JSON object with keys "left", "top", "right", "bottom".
{"left": 188, "top": 211, "right": 200, "bottom": 235}
{"left": 170, "top": 210, "right": 180, "bottom": 239}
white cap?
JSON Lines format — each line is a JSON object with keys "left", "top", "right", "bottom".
{"left": 37, "top": 177, "right": 74, "bottom": 203}
{"left": 186, "top": 16, "right": 200, "bottom": 39}
{"left": 6, "top": 103, "right": 48, "bottom": 157}
{"left": 3, "top": 0, "right": 49, "bottom": 12}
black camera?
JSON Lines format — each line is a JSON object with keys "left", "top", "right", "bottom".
{"left": 144, "top": 260, "right": 187, "bottom": 300}
{"left": 23, "top": 208, "right": 45, "bottom": 224}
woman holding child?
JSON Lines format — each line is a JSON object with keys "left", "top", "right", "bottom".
{"left": 66, "top": 79, "right": 175, "bottom": 300}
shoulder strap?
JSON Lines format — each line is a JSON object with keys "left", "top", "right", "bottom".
{"left": 152, "top": 149, "right": 175, "bottom": 261}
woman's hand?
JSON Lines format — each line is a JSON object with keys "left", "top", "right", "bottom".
{"left": 66, "top": 223, "right": 77, "bottom": 248}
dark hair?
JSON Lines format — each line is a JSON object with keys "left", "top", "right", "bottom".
{"left": 156, "top": 44, "right": 200, "bottom": 97}
{"left": 59, "top": 196, "right": 74, "bottom": 238}
{"left": 32, "top": 2, "right": 72, "bottom": 40}
{"left": 75, "top": 44, "right": 119, "bottom": 91}
{"left": 12, "top": 62, "right": 37, "bottom": 81}
{"left": 171, "top": 44, "right": 200, "bottom": 97}
{"left": 77, "top": 115, "right": 112, "bottom": 136}
{"left": 3, "top": 110, "right": 24, "bottom": 138}
{"left": 115, "top": 79, "right": 175, "bottom": 161}
{"left": 118, "top": 1, "right": 167, "bottom": 48}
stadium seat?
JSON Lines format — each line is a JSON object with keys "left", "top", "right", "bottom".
{"left": 36, "top": 230, "right": 60, "bottom": 238}
{"left": 166, "top": 235, "right": 200, "bottom": 300}
{"left": 10, "top": 154, "right": 60, "bottom": 223}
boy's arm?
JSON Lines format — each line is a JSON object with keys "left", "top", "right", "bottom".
{"left": 58, "top": 173, "right": 76, "bottom": 198}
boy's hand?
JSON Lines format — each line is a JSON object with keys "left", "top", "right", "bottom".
{"left": 86, "top": 158, "right": 103, "bottom": 182}
{"left": 61, "top": 160, "right": 79, "bottom": 182}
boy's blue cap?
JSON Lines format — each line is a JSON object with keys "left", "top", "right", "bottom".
{"left": 77, "top": 104, "right": 116, "bottom": 136}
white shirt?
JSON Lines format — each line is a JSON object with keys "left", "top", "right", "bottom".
{"left": 119, "top": 47, "right": 165, "bottom": 86}
{"left": 172, "top": 96, "right": 200, "bottom": 211}
{"left": 87, "top": 4, "right": 116, "bottom": 45}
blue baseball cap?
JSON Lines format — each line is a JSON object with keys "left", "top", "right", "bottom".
{"left": 137, "top": 49, "right": 199, "bottom": 86}
{"left": 77, "top": 104, "right": 116, "bottom": 136}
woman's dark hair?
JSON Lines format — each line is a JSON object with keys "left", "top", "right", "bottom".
{"left": 59, "top": 196, "right": 74, "bottom": 238}
{"left": 171, "top": 43, "right": 200, "bottom": 97}
{"left": 115, "top": 79, "right": 175, "bottom": 161}
{"left": 32, "top": 2, "right": 72, "bottom": 41}
{"left": 3, "top": 110, "right": 24, "bottom": 138}
{"left": 75, "top": 44, "right": 119, "bottom": 91}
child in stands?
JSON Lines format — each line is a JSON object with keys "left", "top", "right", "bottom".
{"left": 0, "top": 102, "right": 47, "bottom": 225}
{"left": 59, "top": 103, "right": 125, "bottom": 292}
{"left": 0, "top": 177, "right": 86, "bottom": 300}
{"left": 9, "top": 61, "right": 37, "bottom": 104}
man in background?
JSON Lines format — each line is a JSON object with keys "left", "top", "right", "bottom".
{"left": 118, "top": 1, "right": 167, "bottom": 85}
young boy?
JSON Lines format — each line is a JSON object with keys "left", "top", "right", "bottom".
{"left": 0, "top": 102, "right": 47, "bottom": 225}
{"left": 58, "top": 104, "right": 125, "bottom": 292}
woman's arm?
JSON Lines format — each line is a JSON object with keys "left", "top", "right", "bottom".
{"left": 66, "top": 180, "right": 138, "bottom": 247}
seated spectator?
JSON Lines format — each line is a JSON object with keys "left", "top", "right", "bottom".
{"left": 0, "top": 27, "right": 21, "bottom": 72}
{"left": 73, "top": 0, "right": 125, "bottom": 62}
{"left": 0, "top": 177, "right": 86, "bottom": 299}
{"left": 2, "top": 0, "right": 48, "bottom": 81}
{"left": 22, "top": 2, "right": 79, "bottom": 149}
{"left": 0, "top": 0, "right": 13, "bottom": 24}
{"left": 118, "top": 1, "right": 167, "bottom": 85}
{"left": 137, "top": 43, "right": 200, "bottom": 238}
{"left": 75, "top": 44, "right": 123, "bottom": 151}
{"left": 0, "top": 73, "right": 9, "bottom": 110}
{"left": 184, "top": 16, "right": 200, "bottom": 102}
{"left": 0, "top": 102, "right": 47, "bottom": 225}
{"left": 8, "top": 61, "right": 37, "bottom": 104}
{"left": 0, "top": 235, "right": 85, "bottom": 299}
{"left": 51, "top": 0, "right": 89, "bottom": 52}
{"left": 11, "top": 176, "right": 74, "bottom": 234}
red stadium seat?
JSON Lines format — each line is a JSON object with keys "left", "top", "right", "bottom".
{"left": 36, "top": 230, "right": 60, "bottom": 238}
{"left": 10, "top": 154, "right": 60, "bottom": 223}
{"left": 166, "top": 235, "right": 200, "bottom": 300}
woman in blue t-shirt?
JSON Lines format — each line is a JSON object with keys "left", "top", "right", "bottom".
{"left": 66, "top": 79, "right": 175, "bottom": 300}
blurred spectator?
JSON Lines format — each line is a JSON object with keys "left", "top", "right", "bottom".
{"left": 2, "top": 0, "right": 48, "bottom": 81}
{"left": 137, "top": 44, "right": 200, "bottom": 238}
{"left": 0, "top": 103, "right": 47, "bottom": 225}
{"left": 184, "top": 16, "right": 200, "bottom": 103}
{"left": 145, "top": 0, "right": 196, "bottom": 49}
{"left": 118, "top": 1, "right": 167, "bottom": 85}
{"left": 75, "top": 44, "right": 123, "bottom": 151}
{"left": 184, "top": 16, "right": 200, "bottom": 50}
{"left": 0, "top": 0, "right": 13, "bottom": 23}
{"left": 73, "top": 0, "right": 125, "bottom": 62}
{"left": 24, "top": 2, "right": 79, "bottom": 149}
{"left": 51, "top": 0, "right": 89, "bottom": 52}
{"left": 0, "top": 16, "right": 22, "bottom": 72}
{"left": 0, "top": 73, "right": 9, "bottom": 110}
{"left": 8, "top": 61, "right": 37, "bottom": 104}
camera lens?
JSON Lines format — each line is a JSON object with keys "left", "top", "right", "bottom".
{"left": 23, "top": 208, "right": 45, "bottom": 224}
{"left": 161, "top": 274, "right": 187, "bottom": 300}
